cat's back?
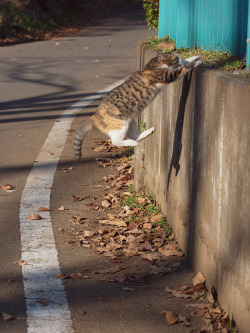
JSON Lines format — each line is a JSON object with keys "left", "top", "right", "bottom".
{"left": 100, "top": 70, "right": 157, "bottom": 118}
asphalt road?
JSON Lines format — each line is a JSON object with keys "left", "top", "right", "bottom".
{"left": 0, "top": 2, "right": 206, "bottom": 333}
{"left": 0, "top": 1, "right": 157, "bottom": 332}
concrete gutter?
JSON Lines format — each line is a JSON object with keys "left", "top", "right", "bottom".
{"left": 135, "top": 41, "right": 250, "bottom": 332}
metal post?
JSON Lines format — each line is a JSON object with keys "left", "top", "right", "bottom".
{"left": 247, "top": 0, "right": 250, "bottom": 69}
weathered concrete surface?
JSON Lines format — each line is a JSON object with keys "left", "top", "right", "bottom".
{"left": 135, "top": 44, "right": 250, "bottom": 332}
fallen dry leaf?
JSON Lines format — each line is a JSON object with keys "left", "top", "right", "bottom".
{"left": 143, "top": 222, "right": 152, "bottom": 229}
{"left": 165, "top": 286, "right": 195, "bottom": 299}
{"left": 93, "top": 266, "right": 125, "bottom": 274}
{"left": 93, "top": 145, "right": 106, "bottom": 152}
{"left": 72, "top": 195, "right": 83, "bottom": 202}
{"left": 151, "top": 213, "right": 164, "bottom": 223}
{"left": 59, "top": 166, "right": 74, "bottom": 173}
{"left": 186, "top": 303, "right": 210, "bottom": 309}
{"left": 149, "top": 266, "right": 171, "bottom": 276}
{"left": 37, "top": 299, "right": 48, "bottom": 306}
{"left": 77, "top": 310, "right": 87, "bottom": 316}
{"left": 159, "top": 246, "right": 184, "bottom": 257}
{"left": 106, "top": 213, "right": 117, "bottom": 220}
{"left": 101, "top": 199, "right": 111, "bottom": 208}
{"left": 98, "top": 219, "right": 127, "bottom": 227}
{"left": 27, "top": 213, "right": 42, "bottom": 220}
{"left": 0, "top": 184, "right": 14, "bottom": 191}
{"left": 192, "top": 309, "right": 208, "bottom": 317}
{"left": 206, "top": 290, "right": 215, "bottom": 304}
{"left": 140, "top": 253, "right": 160, "bottom": 262}
{"left": 83, "top": 230, "right": 95, "bottom": 238}
{"left": 127, "top": 221, "right": 137, "bottom": 230}
{"left": 161, "top": 310, "right": 179, "bottom": 325}
{"left": 194, "top": 282, "right": 206, "bottom": 291}
{"left": 58, "top": 206, "right": 66, "bottom": 211}
{"left": 181, "top": 287, "right": 195, "bottom": 294}
{"left": 137, "top": 196, "right": 149, "bottom": 204}
{"left": 13, "top": 260, "right": 28, "bottom": 266}
{"left": 193, "top": 272, "right": 205, "bottom": 287}
{"left": 143, "top": 240, "right": 152, "bottom": 251}
{"left": 73, "top": 215, "right": 86, "bottom": 222}
{"left": 178, "top": 315, "right": 191, "bottom": 326}
{"left": 56, "top": 273, "right": 90, "bottom": 280}
{"left": 38, "top": 207, "right": 49, "bottom": 212}
{"left": 1, "top": 312, "right": 14, "bottom": 321}
{"left": 208, "top": 307, "right": 221, "bottom": 314}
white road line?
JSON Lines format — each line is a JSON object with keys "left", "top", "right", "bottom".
{"left": 19, "top": 78, "right": 125, "bottom": 333}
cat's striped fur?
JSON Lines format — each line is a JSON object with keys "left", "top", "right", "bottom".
{"left": 74, "top": 52, "right": 202, "bottom": 160}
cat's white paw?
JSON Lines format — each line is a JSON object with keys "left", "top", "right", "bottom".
{"left": 194, "top": 60, "right": 203, "bottom": 68}
{"left": 182, "top": 56, "right": 200, "bottom": 65}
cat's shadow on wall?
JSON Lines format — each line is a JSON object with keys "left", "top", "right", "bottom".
{"left": 167, "top": 72, "right": 192, "bottom": 189}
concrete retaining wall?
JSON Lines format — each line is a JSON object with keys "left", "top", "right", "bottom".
{"left": 135, "top": 43, "right": 250, "bottom": 332}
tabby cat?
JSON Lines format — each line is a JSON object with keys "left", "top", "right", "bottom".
{"left": 74, "top": 52, "right": 202, "bottom": 159}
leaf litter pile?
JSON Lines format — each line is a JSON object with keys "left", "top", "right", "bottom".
{"left": 60, "top": 141, "right": 237, "bottom": 333}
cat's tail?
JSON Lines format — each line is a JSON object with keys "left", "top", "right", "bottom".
{"left": 74, "top": 117, "right": 94, "bottom": 160}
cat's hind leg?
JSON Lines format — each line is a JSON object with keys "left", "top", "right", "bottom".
{"left": 127, "top": 119, "right": 155, "bottom": 142}
{"left": 182, "top": 55, "right": 200, "bottom": 64}
{"left": 108, "top": 125, "right": 138, "bottom": 147}
{"left": 136, "top": 127, "right": 155, "bottom": 141}
{"left": 182, "top": 56, "right": 203, "bottom": 68}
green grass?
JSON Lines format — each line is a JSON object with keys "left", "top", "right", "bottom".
{"left": 146, "top": 203, "right": 158, "bottom": 215}
{"left": 221, "top": 59, "right": 247, "bottom": 72}
{"left": 152, "top": 216, "right": 172, "bottom": 240}
{"left": 139, "top": 122, "right": 147, "bottom": 132}
{"left": 122, "top": 147, "right": 135, "bottom": 158}
{"left": 119, "top": 185, "right": 172, "bottom": 239}
{"left": 120, "top": 185, "right": 143, "bottom": 209}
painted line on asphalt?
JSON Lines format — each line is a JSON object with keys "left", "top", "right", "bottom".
{"left": 19, "top": 78, "right": 125, "bottom": 333}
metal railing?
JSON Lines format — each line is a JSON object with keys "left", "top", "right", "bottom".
{"left": 159, "top": 0, "right": 250, "bottom": 68}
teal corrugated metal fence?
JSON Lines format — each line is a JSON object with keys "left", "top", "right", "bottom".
{"left": 159, "top": 0, "right": 249, "bottom": 67}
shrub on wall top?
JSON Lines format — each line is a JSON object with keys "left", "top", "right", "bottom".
{"left": 137, "top": 0, "right": 159, "bottom": 29}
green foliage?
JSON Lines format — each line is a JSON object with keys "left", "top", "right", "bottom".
{"left": 146, "top": 36, "right": 176, "bottom": 49}
{"left": 139, "top": 122, "right": 147, "bottom": 132}
{"left": 152, "top": 215, "right": 172, "bottom": 240}
{"left": 137, "top": 0, "right": 159, "bottom": 29}
{"left": 119, "top": 185, "right": 172, "bottom": 239}
{"left": 0, "top": 0, "right": 87, "bottom": 40}
{"left": 221, "top": 59, "right": 247, "bottom": 72}
{"left": 0, "top": 3, "right": 57, "bottom": 38}
{"left": 120, "top": 185, "right": 142, "bottom": 209}
{"left": 123, "top": 147, "right": 135, "bottom": 158}
{"left": 146, "top": 203, "right": 158, "bottom": 215}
